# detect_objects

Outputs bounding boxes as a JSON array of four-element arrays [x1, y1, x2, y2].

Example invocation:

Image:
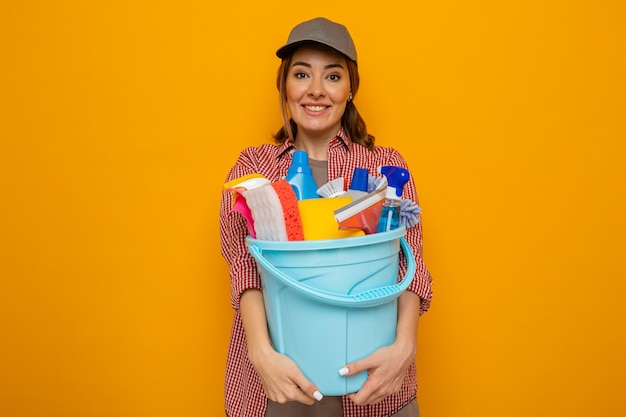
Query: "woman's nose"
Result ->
[[307, 77, 325, 98]]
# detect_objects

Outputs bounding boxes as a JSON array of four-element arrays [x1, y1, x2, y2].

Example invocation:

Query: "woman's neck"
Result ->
[[294, 129, 339, 161], [294, 141, 328, 161]]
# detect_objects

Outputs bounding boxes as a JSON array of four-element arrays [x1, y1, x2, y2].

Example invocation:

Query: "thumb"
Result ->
[[292, 374, 324, 403]]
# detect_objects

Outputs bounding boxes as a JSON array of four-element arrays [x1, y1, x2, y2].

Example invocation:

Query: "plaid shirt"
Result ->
[[219, 130, 433, 417]]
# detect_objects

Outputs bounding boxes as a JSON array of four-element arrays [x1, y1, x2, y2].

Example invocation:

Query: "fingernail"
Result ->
[[313, 390, 323, 401], [338, 367, 349, 376]]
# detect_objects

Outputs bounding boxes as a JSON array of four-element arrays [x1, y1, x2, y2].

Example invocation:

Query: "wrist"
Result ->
[[393, 333, 417, 358], [247, 340, 275, 366]]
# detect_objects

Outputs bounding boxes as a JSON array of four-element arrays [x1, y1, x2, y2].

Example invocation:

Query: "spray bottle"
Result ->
[[376, 166, 410, 233], [285, 150, 320, 200]]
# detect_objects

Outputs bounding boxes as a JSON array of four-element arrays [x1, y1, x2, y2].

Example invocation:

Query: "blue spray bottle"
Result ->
[[376, 166, 410, 232], [285, 150, 320, 200]]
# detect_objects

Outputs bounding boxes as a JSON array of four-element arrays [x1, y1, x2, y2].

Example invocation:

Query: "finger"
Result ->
[[347, 383, 385, 406], [293, 390, 317, 406], [284, 387, 320, 406], [266, 384, 318, 406], [296, 380, 323, 403], [348, 390, 378, 406], [338, 357, 371, 377], [312, 390, 324, 402], [289, 372, 323, 404]]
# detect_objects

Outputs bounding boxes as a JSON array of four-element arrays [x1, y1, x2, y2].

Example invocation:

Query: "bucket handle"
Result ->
[[248, 237, 416, 307]]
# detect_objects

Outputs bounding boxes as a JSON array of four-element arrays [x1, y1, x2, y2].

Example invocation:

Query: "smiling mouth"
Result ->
[[303, 105, 328, 112]]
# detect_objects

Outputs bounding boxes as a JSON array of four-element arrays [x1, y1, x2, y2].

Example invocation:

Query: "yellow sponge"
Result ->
[[298, 197, 365, 240]]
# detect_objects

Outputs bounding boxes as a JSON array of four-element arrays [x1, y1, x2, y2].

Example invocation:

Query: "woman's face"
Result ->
[[286, 45, 351, 141]]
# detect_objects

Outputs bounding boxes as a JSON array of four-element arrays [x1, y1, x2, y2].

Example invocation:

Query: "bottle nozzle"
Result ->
[[378, 166, 410, 199]]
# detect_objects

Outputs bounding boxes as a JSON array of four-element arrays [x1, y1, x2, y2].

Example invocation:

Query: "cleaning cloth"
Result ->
[[242, 180, 304, 241], [224, 174, 271, 239]]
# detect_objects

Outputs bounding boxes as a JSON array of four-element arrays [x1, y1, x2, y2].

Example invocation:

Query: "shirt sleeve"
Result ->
[[219, 148, 264, 311]]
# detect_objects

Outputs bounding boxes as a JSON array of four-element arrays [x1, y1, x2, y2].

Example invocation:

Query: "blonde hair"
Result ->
[[273, 45, 375, 149]]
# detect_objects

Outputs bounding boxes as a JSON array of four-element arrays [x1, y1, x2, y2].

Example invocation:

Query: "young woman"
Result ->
[[219, 17, 433, 417]]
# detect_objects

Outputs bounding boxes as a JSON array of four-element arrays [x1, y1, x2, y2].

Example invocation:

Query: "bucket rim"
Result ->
[[246, 227, 406, 251], [248, 235, 415, 307]]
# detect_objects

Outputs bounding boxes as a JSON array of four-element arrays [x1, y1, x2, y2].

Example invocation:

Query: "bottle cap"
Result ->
[[289, 150, 312, 174], [349, 168, 369, 192]]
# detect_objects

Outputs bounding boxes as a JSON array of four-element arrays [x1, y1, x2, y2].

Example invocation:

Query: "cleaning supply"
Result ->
[[298, 197, 364, 240], [242, 180, 304, 241], [317, 168, 369, 199], [376, 166, 410, 233], [224, 174, 271, 238], [334, 176, 387, 234], [224, 173, 271, 191], [399, 199, 421, 228], [286, 150, 320, 200], [317, 177, 346, 198], [344, 167, 369, 200]]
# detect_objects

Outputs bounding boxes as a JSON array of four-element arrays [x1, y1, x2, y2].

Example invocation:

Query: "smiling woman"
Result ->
[[273, 20, 374, 157], [283, 46, 352, 158], [219, 17, 433, 417]]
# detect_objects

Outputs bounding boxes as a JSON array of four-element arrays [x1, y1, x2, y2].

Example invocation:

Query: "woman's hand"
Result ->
[[342, 291, 421, 406], [248, 344, 322, 405], [341, 338, 416, 405], [239, 289, 321, 405]]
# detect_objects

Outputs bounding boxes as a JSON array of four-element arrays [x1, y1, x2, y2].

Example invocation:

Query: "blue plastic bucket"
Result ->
[[246, 227, 415, 395]]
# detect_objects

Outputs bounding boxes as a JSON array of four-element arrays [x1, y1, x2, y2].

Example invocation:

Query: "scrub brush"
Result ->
[[399, 199, 421, 228], [317, 177, 346, 198]]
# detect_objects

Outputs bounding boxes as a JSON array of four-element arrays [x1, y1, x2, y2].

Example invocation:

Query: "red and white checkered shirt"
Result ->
[[219, 130, 433, 417]]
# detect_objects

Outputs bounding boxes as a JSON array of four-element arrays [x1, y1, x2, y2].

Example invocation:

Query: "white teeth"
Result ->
[[305, 105, 326, 111]]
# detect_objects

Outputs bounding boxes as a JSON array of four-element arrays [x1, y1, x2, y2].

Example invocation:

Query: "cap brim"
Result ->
[[276, 39, 356, 62]]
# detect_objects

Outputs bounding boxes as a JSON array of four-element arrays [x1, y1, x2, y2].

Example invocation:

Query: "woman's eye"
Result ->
[[294, 72, 307, 79], [328, 74, 341, 81]]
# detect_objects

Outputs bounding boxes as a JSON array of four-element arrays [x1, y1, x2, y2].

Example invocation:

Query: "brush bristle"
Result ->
[[316, 177, 346, 198]]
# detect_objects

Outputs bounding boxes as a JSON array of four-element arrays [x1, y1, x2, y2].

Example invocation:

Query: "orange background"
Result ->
[[1, 1, 625, 416]]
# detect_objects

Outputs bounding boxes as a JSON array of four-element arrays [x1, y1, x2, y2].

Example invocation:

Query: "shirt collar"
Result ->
[[332, 127, 352, 150], [276, 139, 295, 158]]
